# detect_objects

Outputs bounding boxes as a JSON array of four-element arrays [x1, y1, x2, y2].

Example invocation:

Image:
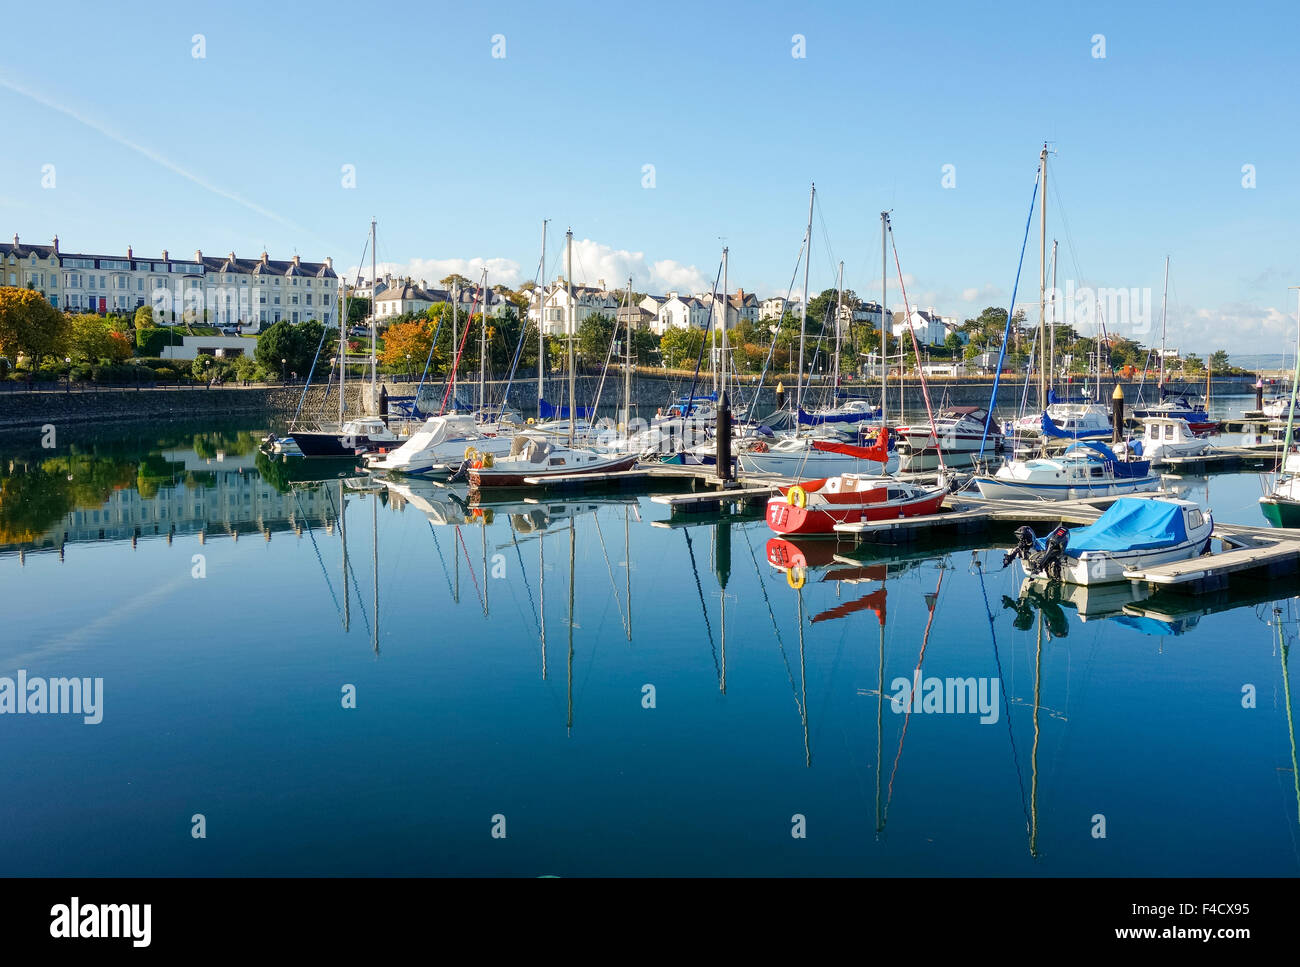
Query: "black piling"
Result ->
[[716, 391, 733, 483]]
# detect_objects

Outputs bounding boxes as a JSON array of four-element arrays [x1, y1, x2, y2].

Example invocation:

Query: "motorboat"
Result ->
[[797, 397, 882, 431], [290, 417, 409, 458], [364, 414, 514, 477], [1003, 496, 1213, 585], [1113, 417, 1210, 463], [971, 441, 1159, 501], [765, 474, 947, 536], [895, 406, 1004, 469], [1131, 390, 1216, 433]]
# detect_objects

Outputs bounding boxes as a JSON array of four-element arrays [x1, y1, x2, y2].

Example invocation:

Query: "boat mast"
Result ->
[[1159, 256, 1169, 388], [623, 276, 633, 429], [450, 281, 458, 409], [881, 211, 889, 424], [370, 218, 377, 396], [566, 228, 576, 448], [1284, 287, 1300, 469], [797, 183, 814, 413], [538, 219, 548, 419], [1038, 144, 1048, 413], [720, 246, 729, 402], [479, 267, 489, 417], [833, 260, 844, 393], [1049, 239, 1058, 400]]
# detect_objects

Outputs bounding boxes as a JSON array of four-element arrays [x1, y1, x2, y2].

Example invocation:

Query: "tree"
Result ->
[[253, 319, 332, 377], [0, 287, 68, 369], [944, 332, 965, 353], [1182, 354, 1205, 375], [133, 304, 156, 332], [68, 314, 132, 363], [660, 326, 704, 368], [577, 312, 615, 362], [346, 297, 371, 328], [1209, 350, 1231, 372], [440, 273, 474, 292], [380, 318, 435, 370]]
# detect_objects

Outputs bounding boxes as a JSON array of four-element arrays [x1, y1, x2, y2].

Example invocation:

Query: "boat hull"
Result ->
[[292, 431, 401, 458], [765, 488, 947, 536], [1260, 496, 1300, 528], [1021, 536, 1210, 585], [972, 474, 1161, 501], [468, 454, 641, 488]]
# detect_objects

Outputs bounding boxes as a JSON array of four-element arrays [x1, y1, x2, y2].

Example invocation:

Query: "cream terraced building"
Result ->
[[0, 234, 339, 333]]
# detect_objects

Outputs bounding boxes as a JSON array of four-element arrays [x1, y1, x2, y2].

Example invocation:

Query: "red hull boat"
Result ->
[[765, 474, 947, 536]]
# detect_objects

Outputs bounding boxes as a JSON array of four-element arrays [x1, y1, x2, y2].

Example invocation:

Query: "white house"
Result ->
[[652, 292, 710, 335], [760, 295, 801, 320], [892, 308, 961, 348], [540, 280, 621, 336], [374, 281, 441, 320], [0, 234, 337, 333]]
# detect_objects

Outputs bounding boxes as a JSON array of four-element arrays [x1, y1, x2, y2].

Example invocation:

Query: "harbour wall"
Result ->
[[0, 374, 1260, 432]]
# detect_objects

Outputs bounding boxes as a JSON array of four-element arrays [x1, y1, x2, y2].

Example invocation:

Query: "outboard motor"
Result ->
[[1001, 526, 1038, 569], [1027, 525, 1070, 582]]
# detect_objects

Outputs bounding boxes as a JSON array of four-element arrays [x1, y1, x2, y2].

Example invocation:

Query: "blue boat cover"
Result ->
[[1058, 498, 1188, 554], [538, 397, 594, 420], [1062, 441, 1152, 478], [1041, 412, 1111, 439], [798, 404, 883, 426], [1109, 612, 1197, 637]]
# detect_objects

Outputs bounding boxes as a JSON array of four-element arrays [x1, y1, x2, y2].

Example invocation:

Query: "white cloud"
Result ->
[[1179, 303, 1295, 355], [341, 256, 523, 288]]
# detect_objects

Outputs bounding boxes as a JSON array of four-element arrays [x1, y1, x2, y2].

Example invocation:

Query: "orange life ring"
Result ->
[[751, 441, 769, 453], [472, 459, 483, 469]]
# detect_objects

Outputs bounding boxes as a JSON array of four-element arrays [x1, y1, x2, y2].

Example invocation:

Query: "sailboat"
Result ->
[[469, 229, 638, 488], [972, 146, 1151, 499], [1260, 292, 1300, 527], [293, 218, 410, 457]]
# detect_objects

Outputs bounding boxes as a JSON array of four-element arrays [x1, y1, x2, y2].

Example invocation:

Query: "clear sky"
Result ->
[[2, 0, 1298, 355]]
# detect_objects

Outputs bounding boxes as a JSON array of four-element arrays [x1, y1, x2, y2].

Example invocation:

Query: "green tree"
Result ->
[[1209, 350, 1231, 372], [346, 297, 371, 327], [660, 326, 704, 369], [577, 312, 615, 362], [1182, 354, 1205, 375]]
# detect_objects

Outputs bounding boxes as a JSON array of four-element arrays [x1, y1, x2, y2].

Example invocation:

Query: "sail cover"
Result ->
[[538, 398, 594, 420], [1060, 498, 1189, 554], [810, 426, 890, 463]]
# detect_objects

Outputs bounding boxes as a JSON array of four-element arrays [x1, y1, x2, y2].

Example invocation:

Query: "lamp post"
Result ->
[[65, 357, 71, 394], [281, 357, 287, 386], [405, 352, 411, 383]]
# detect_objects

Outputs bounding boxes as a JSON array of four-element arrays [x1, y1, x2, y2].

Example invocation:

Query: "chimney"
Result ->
[[598, 279, 606, 290], [325, 256, 332, 269], [668, 290, 678, 299], [161, 249, 169, 261], [127, 245, 133, 259], [229, 251, 236, 262], [195, 249, 203, 263], [260, 251, 268, 264], [12, 234, 17, 246], [292, 255, 300, 266], [52, 235, 59, 253]]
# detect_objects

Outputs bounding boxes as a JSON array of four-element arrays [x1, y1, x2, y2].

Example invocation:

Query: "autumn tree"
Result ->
[[0, 287, 69, 369]]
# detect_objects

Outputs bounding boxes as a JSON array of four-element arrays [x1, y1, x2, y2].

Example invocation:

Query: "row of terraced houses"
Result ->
[[1, 234, 339, 333]]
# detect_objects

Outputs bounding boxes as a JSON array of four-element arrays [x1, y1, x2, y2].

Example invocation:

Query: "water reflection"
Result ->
[[2, 422, 1299, 875]]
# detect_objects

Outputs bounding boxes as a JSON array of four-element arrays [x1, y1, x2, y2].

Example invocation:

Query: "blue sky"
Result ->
[[2, 0, 1298, 354]]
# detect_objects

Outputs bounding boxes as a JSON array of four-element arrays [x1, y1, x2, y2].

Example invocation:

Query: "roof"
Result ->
[[375, 282, 438, 303]]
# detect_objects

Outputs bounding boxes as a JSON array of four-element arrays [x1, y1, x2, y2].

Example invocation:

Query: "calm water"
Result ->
[[1, 408, 1297, 876]]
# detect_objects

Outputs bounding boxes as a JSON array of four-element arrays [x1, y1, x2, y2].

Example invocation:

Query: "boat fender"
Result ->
[[786, 566, 806, 590], [472, 459, 483, 470], [787, 485, 807, 509], [464, 445, 480, 462], [482, 453, 495, 469], [751, 441, 769, 453]]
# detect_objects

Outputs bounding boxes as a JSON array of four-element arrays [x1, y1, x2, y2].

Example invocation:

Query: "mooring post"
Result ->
[[1112, 383, 1124, 444], [716, 391, 732, 483], [1255, 378, 1264, 413]]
